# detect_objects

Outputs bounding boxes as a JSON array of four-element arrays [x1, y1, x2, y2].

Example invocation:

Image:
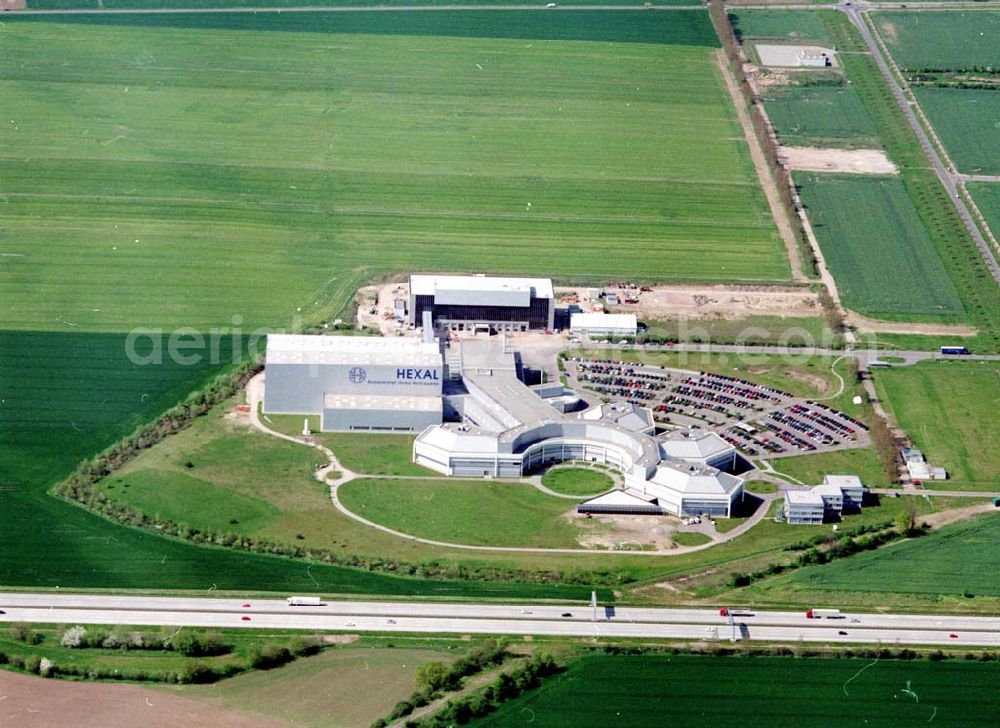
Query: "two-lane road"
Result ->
[[1, 594, 997, 647]]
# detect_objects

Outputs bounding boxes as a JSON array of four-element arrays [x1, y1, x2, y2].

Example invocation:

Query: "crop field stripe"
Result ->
[[794, 173, 963, 318], [475, 653, 1000, 726], [872, 10, 1000, 69], [912, 89, 1000, 176], [4, 9, 721, 46]]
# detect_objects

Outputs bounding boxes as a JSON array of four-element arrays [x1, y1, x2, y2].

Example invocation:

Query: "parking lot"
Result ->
[[568, 358, 870, 459]]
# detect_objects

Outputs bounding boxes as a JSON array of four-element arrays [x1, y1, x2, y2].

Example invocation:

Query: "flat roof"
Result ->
[[267, 334, 441, 367], [785, 489, 825, 506], [570, 312, 638, 329], [323, 393, 441, 412], [822, 474, 863, 489], [409, 273, 554, 300]]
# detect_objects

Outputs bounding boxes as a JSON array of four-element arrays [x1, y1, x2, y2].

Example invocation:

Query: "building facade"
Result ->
[[408, 274, 555, 333], [264, 334, 443, 432]]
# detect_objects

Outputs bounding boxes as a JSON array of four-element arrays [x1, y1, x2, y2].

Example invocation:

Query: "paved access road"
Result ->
[[2, 594, 998, 647]]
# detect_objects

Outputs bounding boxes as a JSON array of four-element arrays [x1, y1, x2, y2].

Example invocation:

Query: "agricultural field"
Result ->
[[338, 479, 589, 549], [968, 183, 1000, 239], [729, 9, 834, 44], [786, 512, 1000, 599], [540, 467, 615, 497], [873, 10, 1000, 69], [914, 89, 1000, 176], [475, 653, 1000, 727], [794, 174, 964, 319], [764, 85, 880, 148], [0, 8, 790, 592], [873, 360, 1000, 489]]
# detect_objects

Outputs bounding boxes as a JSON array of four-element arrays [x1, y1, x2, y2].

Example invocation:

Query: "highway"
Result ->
[[2, 594, 998, 647]]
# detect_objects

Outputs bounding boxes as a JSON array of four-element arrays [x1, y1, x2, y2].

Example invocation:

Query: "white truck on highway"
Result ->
[[287, 596, 323, 607], [806, 608, 842, 619]]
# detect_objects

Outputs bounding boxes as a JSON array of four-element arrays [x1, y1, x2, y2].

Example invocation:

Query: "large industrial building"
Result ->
[[783, 474, 865, 524], [263, 334, 443, 432], [412, 338, 745, 518], [408, 274, 555, 333]]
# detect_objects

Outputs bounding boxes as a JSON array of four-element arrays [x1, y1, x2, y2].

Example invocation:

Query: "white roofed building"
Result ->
[[660, 430, 738, 471], [570, 312, 638, 338], [785, 489, 825, 525]]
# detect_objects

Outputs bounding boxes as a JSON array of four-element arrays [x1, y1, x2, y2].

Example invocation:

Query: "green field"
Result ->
[[968, 182, 1000, 240], [729, 9, 834, 43], [772, 446, 889, 488], [874, 10, 1000, 69], [795, 174, 964, 319], [874, 360, 1000, 489], [475, 653, 1000, 727], [338, 479, 588, 549], [540, 468, 614, 497], [0, 9, 792, 592], [914, 89, 1000, 176], [30, 0, 702, 9], [788, 513, 1000, 598], [764, 85, 880, 148]]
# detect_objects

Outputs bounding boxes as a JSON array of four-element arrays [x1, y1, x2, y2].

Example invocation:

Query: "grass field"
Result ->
[[338, 479, 588, 549], [764, 85, 880, 148], [729, 9, 834, 43], [914, 89, 1000, 176], [540, 468, 614, 497], [788, 512, 1000, 598], [771, 446, 889, 488], [874, 10, 1000, 69], [475, 653, 1000, 727], [641, 316, 839, 348], [795, 174, 964, 319], [175, 643, 460, 728], [873, 360, 1000, 489]]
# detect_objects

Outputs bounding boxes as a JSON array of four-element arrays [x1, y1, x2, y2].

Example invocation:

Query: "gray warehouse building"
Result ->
[[264, 334, 443, 432], [408, 274, 555, 333]]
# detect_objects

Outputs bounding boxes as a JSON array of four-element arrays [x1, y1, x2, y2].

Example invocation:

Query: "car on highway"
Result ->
[[838, 630, 848, 636], [949, 633, 959, 639], [522, 609, 533, 615], [345, 621, 356, 627], [242, 603, 251, 608], [241, 616, 251, 621], [387, 619, 397, 624], [561, 612, 572, 618]]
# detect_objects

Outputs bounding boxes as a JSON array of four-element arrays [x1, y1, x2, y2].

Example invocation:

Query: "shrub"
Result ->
[[289, 635, 323, 657], [248, 643, 293, 670], [23, 655, 42, 674], [61, 625, 87, 648]]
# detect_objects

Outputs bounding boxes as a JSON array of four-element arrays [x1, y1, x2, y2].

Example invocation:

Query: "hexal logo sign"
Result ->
[[348, 367, 367, 384]]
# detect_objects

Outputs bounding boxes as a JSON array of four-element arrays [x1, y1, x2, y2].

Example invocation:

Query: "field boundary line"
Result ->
[[713, 49, 805, 284]]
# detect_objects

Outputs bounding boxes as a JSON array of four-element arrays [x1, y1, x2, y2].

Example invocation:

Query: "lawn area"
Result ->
[[671, 532, 713, 547], [873, 360, 1000, 489], [772, 446, 889, 488], [795, 174, 964, 319], [873, 10, 1000, 69], [764, 85, 880, 148], [914, 89, 1000, 176], [540, 467, 615, 497], [729, 9, 834, 43], [641, 316, 839, 348], [475, 653, 1000, 727], [786, 512, 1000, 598], [338, 479, 587, 549], [0, 8, 788, 593], [174, 643, 460, 728]]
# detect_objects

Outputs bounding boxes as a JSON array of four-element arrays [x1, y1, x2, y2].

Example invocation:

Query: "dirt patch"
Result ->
[[561, 283, 819, 322], [921, 503, 997, 530], [880, 21, 899, 45], [780, 146, 898, 176], [322, 634, 360, 645], [784, 369, 830, 395], [573, 513, 679, 551], [846, 312, 978, 337], [0, 671, 277, 728], [0, 0, 27, 9]]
